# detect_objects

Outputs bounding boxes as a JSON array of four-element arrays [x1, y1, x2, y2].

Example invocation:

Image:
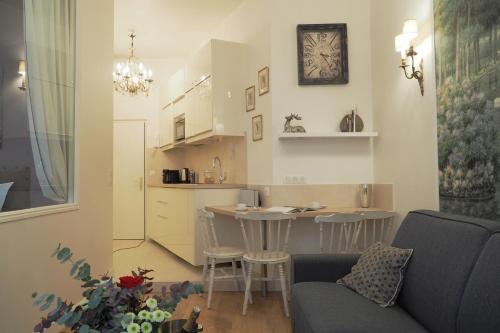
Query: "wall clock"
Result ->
[[297, 24, 349, 85]]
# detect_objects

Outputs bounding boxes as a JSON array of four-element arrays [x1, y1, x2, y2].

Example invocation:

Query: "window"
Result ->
[[0, 0, 76, 216]]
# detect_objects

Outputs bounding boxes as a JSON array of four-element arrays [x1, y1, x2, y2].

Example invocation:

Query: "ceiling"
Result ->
[[114, 0, 243, 59]]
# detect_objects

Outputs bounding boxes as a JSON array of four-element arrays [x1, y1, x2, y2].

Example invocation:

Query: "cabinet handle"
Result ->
[[157, 200, 168, 205], [157, 215, 168, 220]]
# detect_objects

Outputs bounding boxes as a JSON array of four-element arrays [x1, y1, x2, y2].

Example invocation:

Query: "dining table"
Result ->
[[205, 205, 391, 296]]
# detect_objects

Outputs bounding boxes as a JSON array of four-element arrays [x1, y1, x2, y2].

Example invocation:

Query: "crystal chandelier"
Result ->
[[113, 32, 153, 96]]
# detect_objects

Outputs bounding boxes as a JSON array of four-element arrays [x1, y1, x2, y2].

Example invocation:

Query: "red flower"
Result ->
[[119, 275, 143, 289]]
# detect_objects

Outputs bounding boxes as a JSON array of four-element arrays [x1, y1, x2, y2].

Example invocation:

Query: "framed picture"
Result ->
[[252, 115, 263, 141], [258, 67, 269, 95], [296, 23, 349, 85], [245, 86, 255, 112]]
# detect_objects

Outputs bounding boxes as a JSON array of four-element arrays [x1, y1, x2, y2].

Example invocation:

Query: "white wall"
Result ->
[[210, 0, 273, 185], [0, 0, 114, 332], [270, 0, 375, 185], [114, 58, 184, 148], [372, 0, 439, 226]]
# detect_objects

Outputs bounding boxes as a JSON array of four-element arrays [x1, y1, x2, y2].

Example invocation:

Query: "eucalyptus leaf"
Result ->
[[40, 294, 55, 311], [79, 325, 90, 333], [33, 293, 48, 306], [51, 243, 62, 257], [88, 286, 104, 309], [78, 263, 91, 281], [70, 259, 86, 277], [57, 310, 74, 325], [65, 310, 82, 327], [48, 297, 64, 317], [57, 247, 72, 263]]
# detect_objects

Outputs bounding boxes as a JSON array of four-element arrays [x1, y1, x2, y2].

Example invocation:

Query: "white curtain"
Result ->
[[24, 0, 76, 203]]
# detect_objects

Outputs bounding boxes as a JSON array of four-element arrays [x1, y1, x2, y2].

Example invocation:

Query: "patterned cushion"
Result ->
[[337, 242, 413, 307]]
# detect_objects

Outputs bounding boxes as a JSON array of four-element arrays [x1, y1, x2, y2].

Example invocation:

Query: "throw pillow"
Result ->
[[0, 182, 14, 211], [337, 242, 413, 307]]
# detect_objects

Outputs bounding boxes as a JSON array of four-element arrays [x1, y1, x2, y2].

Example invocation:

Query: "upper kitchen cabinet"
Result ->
[[158, 103, 173, 148], [167, 67, 186, 102], [184, 39, 247, 144]]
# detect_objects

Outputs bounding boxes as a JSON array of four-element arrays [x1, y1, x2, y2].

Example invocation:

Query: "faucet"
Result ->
[[212, 156, 226, 184]]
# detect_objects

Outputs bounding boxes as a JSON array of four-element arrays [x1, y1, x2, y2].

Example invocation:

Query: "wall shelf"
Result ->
[[279, 132, 378, 140]]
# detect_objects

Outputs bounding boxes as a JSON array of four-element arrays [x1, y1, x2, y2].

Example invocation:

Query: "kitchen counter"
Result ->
[[148, 183, 247, 189]]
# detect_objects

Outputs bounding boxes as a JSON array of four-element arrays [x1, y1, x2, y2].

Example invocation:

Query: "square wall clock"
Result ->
[[297, 23, 349, 85]]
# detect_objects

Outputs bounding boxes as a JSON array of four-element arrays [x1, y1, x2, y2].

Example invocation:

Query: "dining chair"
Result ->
[[236, 211, 296, 317], [314, 213, 366, 254], [198, 208, 248, 309], [357, 211, 397, 249]]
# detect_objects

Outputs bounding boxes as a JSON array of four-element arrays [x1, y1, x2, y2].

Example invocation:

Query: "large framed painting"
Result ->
[[434, 0, 500, 219], [296, 23, 349, 85]]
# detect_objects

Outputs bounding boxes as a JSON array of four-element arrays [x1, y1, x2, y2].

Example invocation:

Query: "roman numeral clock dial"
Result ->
[[297, 24, 348, 85]]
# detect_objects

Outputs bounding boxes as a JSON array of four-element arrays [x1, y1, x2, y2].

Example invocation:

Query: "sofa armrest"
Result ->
[[291, 254, 360, 284]]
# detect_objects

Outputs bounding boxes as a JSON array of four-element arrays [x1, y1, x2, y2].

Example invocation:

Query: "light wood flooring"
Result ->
[[173, 292, 292, 333]]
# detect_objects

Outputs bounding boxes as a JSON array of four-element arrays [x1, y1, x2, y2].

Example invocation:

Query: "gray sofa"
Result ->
[[291, 210, 500, 333]]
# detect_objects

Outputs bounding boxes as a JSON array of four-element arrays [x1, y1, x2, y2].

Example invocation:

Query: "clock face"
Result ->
[[302, 31, 342, 80], [297, 24, 348, 85]]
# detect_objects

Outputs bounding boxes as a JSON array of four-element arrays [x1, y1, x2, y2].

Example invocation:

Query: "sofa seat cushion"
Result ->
[[292, 282, 428, 333]]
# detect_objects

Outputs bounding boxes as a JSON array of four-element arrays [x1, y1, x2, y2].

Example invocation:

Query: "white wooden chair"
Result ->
[[198, 208, 248, 309], [236, 211, 296, 317], [314, 213, 366, 253], [357, 211, 397, 249]]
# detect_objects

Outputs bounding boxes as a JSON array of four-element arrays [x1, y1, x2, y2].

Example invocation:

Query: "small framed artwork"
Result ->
[[245, 86, 255, 112], [297, 23, 349, 85], [252, 115, 263, 141], [258, 67, 270, 95]]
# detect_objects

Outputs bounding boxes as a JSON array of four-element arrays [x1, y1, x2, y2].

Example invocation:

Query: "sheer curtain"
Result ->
[[24, 0, 76, 203]]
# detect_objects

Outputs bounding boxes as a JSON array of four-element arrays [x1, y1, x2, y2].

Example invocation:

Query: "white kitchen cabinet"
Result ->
[[147, 187, 240, 266], [185, 77, 213, 140], [167, 67, 186, 102], [159, 104, 173, 147]]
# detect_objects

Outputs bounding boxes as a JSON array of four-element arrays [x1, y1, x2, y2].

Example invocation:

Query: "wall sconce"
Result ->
[[395, 19, 424, 96], [18, 60, 26, 91]]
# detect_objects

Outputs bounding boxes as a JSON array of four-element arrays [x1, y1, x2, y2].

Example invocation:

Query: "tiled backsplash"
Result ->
[[147, 136, 247, 186]]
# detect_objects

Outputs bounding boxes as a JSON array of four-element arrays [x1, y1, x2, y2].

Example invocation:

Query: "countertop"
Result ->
[[205, 205, 391, 218], [148, 183, 247, 189]]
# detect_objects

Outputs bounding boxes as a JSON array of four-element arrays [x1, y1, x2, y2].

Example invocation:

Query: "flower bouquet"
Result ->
[[32, 244, 202, 333]]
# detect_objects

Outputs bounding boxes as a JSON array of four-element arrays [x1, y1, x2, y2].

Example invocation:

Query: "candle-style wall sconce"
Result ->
[[394, 20, 424, 96]]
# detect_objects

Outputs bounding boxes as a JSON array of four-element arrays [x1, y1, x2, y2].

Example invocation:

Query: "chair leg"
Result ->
[[243, 263, 253, 315], [232, 259, 239, 291], [201, 256, 208, 295], [279, 263, 289, 317], [207, 257, 216, 309], [240, 259, 252, 304]]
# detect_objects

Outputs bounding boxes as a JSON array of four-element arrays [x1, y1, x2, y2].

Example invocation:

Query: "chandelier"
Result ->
[[113, 33, 153, 96]]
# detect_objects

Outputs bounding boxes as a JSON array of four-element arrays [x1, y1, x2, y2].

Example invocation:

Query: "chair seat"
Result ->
[[203, 246, 245, 258], [243, 250, 290, 263]]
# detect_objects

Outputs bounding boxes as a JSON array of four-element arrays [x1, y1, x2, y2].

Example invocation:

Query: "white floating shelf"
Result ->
[[279, 132, 379, 139]]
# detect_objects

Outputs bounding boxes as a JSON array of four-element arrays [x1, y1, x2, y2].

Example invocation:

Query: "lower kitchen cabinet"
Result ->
[[147, 187, 240, 266]]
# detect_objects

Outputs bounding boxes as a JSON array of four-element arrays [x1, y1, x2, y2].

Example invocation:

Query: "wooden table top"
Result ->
[[205, 205, 389, 218]]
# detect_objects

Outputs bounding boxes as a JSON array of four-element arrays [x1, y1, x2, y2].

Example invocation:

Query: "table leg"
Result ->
[[261, 220, 267, 297]]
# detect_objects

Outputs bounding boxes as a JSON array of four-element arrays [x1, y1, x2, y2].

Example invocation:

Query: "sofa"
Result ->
[[291, 210, 500, 333]]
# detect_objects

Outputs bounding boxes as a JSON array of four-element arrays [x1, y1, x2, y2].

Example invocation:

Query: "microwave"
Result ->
[[174, 114, 185, 141]]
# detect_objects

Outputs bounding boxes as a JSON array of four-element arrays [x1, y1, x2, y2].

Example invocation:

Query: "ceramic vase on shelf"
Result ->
[[359, 184, 372, 208]]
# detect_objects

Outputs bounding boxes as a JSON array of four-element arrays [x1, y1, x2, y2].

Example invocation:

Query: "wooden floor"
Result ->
[[173, 292, 292, 333]]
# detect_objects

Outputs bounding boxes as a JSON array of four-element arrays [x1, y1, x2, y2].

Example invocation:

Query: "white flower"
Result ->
[[126, 323, 140, 333], [138, 310, 149, 320], [147, 311, 154, 321], [125, 312, 136, 321], [141, 322, 153, 333], [152, 309, 165, 323], [146, 297, 158, 310]]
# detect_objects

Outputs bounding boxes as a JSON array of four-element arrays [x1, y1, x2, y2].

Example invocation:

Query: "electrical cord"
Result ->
[[112, 240, 145, 253]]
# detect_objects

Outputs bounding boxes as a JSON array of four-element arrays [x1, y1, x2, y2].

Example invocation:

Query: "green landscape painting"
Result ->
[[434, 0, 500, 219]]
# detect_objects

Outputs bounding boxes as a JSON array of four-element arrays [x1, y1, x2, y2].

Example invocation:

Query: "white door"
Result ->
[[113, 120, 145, 239]]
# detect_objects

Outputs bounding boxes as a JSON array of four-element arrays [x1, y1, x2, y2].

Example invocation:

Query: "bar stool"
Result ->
[[198, 208, 248, 309], [314, 213, 366, 253], [357, 211, 397, 249], [236, 211, 296, 317]]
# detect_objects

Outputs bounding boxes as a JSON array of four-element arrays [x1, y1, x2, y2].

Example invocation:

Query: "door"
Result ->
[[113, 120, 145, 239]]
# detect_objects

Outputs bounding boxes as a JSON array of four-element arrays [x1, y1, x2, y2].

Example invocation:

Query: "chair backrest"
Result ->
[[236, 211, 296, 254], [198, 208, 218, 250], [314, 213, 366, 253], [357, 211, 396, 248]]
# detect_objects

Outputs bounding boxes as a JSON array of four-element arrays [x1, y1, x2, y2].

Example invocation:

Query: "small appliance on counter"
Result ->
[[238, 189, 261, 208], [163, 169, 180, 184], [180, 168, 190, 183]]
